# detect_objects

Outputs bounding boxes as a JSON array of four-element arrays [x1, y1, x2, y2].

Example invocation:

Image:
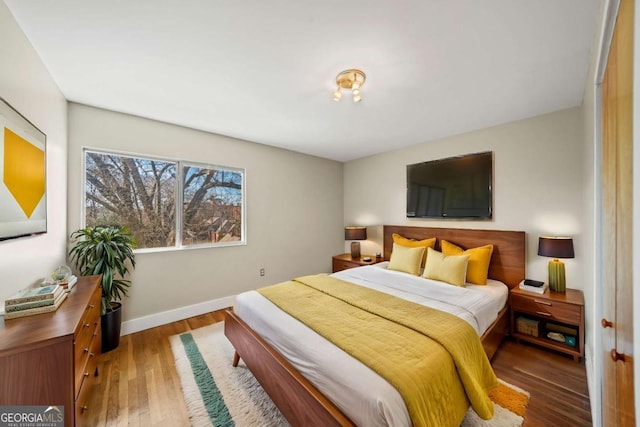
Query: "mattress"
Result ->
[[233, 262, 508, 427]]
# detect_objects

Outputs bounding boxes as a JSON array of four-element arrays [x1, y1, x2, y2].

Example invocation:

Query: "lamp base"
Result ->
[[548, 258, 566, 292], [350, 242, 361, 258]]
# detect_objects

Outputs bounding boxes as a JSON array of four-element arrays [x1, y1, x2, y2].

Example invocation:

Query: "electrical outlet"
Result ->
[[260, 268, 265, 277]]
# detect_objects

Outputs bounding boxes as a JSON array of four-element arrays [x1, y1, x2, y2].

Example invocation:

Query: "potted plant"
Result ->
[[69, 225, 136, 352]]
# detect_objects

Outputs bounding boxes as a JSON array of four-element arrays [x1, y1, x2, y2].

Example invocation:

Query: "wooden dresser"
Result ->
[[0, 275, 101, 426]]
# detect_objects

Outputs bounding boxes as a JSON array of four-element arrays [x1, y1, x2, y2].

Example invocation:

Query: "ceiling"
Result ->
[[5, 1, 601, 162]]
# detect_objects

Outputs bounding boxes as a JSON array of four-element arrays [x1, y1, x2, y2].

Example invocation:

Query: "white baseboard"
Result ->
[[120, 295, 235, 336]]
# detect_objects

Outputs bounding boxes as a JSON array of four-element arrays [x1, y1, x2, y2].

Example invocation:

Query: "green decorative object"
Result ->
[[548, 259, 566, 292], [51, 265, 72, 282]]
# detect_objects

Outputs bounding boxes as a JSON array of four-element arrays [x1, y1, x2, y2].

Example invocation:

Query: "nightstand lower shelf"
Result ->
[[511, 331, 582, 360]]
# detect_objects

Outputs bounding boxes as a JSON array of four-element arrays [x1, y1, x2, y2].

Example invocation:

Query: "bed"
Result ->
[[225, 225, 525, 426]]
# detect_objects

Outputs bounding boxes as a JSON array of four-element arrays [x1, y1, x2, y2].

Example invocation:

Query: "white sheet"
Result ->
[[333, 262, 508, 335], [233, 263, 508, 427]]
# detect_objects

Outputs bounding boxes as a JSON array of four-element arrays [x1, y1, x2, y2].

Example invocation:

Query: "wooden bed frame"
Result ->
[[225, 225, 525, 426]]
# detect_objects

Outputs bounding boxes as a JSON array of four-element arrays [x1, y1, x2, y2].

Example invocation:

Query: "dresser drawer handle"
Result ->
[[89, 304, 95, 309], [84, 372, 90, 377], [83, 323, 91, 328], [534, 300, 552, 306], [84, 347, 89, 353], [535, 311, 552, 317], [81, 405, 88, 413], [89, 352, 95, 357]]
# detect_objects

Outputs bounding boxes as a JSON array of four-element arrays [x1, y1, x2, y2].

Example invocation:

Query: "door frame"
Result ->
[[593, 0, 640, 424]]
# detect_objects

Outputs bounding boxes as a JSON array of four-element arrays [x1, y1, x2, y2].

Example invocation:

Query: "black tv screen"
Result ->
[[407, 151, 492, 219]]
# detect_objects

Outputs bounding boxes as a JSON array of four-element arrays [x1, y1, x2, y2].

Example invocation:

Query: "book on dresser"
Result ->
[[4, 284, 61, 306], [4, 291, 67, 319], [4, 285, 64, 313]]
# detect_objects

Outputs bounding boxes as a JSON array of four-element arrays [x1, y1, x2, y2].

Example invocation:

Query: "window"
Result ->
[[84, 150, 245, 250], [182, 164, 243, 246]]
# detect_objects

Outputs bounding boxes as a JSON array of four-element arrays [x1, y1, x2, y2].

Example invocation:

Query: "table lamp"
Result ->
[[345, 226, 367, 258], [538, 236, 574, 292]]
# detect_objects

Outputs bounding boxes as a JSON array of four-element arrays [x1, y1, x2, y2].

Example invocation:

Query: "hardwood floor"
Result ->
[[85, 310, 591, 426], [85, 312, 224, 426], [492, 340, 592, 426]]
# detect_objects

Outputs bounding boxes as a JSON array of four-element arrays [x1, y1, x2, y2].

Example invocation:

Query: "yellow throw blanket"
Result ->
[[258, 274, 497, 427]]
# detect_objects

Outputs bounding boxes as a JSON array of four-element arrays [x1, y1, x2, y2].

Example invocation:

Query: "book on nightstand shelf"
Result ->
[[518, 280, 549, 294], [4, 291, 67, 319]]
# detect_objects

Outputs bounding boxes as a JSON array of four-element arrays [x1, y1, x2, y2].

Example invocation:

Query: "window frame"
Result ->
[[81, 147, 246, 253]]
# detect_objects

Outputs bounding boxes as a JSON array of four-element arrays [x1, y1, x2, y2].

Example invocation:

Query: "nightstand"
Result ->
[[510, 287, 584, 361], [332, 253, 384, 273]]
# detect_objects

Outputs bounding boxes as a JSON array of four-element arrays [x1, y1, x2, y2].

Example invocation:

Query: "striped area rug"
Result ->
[[170, 322, 529, 427]]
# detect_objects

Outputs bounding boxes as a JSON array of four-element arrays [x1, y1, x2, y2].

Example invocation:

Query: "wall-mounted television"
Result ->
[[0, 97, 47, 241], [407, 151, 492, 219]]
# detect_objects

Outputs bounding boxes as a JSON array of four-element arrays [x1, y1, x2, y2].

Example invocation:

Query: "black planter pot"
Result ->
[[101, 302, 122, 353]]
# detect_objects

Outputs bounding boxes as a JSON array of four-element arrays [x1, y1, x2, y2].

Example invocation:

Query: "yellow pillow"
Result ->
[[392, 233, 436, 267], [387, 243, 425, 275], [422, 247, 470, 287], [441, 240, 494, 285]]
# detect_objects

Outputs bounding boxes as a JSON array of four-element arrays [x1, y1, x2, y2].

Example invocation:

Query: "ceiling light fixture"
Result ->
[[333, 69, 366, 103]]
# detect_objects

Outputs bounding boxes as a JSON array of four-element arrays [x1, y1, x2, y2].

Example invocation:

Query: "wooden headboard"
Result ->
[[383, 225, 526, 288]]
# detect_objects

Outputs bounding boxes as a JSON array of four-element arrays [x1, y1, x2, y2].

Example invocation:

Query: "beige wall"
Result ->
[[344, 107, 586, 291], [344, 107, 589, 315], [67, 103, 344, 325], [0, 3, 68, 299]]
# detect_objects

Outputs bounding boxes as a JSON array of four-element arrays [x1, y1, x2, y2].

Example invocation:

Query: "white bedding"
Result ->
[[334, 262, 508, 335], [233, 263, 508, 427]]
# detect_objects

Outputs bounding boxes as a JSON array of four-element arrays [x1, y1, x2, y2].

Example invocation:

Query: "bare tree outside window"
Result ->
[[84, 150, 245, 250], [182, 164, 243, 246], [85, 151, 177, 248]]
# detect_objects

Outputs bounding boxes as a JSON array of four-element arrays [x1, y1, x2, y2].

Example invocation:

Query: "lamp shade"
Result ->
[[538, 237, 575, 259], [345, 226, 367, 241]]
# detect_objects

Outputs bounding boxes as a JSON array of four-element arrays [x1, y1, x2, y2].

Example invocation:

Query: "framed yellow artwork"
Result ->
[[0, 96, 46, 241]]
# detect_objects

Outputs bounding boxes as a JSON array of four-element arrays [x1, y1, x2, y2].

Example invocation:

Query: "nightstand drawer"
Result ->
[[332, 254, 383, 273], [511, 293, 581, 324], [332, 259, 358, 272]]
